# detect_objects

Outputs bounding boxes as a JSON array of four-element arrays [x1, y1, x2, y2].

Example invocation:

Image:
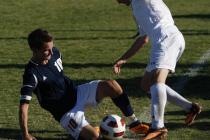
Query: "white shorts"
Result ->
[[60, 80, 100, 140], [146, 31, 185, 73]]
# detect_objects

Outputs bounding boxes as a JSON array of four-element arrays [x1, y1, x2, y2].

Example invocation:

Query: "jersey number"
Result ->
[[54, 58, 63, 72], [68, 118, 78, 132]]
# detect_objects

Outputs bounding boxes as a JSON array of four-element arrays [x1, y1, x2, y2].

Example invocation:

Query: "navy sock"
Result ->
[[112, 93, 134, 117]]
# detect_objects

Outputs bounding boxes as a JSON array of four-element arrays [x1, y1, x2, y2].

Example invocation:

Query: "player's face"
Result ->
[[35, 41, 54, 63], [117, 0, 131, 6]]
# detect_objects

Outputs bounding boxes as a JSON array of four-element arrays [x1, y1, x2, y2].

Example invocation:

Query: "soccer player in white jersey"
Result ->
[[113, 0, 201, 139]]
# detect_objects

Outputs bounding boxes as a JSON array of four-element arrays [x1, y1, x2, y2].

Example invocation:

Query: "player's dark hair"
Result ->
[[28, 28, 53, 50]]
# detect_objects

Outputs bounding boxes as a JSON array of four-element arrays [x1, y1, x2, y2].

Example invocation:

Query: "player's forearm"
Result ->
[[19, 104, 30, 136], [118, 35, 148, 61]]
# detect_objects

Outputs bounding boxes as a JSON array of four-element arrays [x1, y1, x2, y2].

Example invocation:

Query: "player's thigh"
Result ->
[[150, 68, 169, 84], [96, 80, 123, 101], [141, 69, 169, 91], [141, 71, 152, 92]]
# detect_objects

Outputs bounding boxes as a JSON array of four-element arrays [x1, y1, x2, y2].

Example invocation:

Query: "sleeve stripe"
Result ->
[[33, 74, 38, 87], [59, 52, 62, 59], [29, 60, 38, 66], [22, 85, 34, 88], [20, 95, 32, 101]]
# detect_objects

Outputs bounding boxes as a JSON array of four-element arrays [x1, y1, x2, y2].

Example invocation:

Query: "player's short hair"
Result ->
[[28, 28, 53, 50]]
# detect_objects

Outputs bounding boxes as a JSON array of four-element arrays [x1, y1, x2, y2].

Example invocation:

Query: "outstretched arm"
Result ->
[[113, 35, 149, 74], [19, 103, 37, 140]]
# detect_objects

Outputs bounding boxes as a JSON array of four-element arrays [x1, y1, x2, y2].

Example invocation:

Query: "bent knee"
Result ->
[[98, 80, 123, 99], [106, 80, 123, 95], [79, 124, 100, 140]]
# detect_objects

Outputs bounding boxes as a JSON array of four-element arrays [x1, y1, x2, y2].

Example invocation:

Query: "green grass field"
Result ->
[[0, 0, 210, 139]]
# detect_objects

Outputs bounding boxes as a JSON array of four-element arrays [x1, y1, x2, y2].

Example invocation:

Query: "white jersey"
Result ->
[[131, 0, 179, 45]]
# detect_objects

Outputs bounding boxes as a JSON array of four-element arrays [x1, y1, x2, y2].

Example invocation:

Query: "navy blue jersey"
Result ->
[[20, 47, 77, 121]]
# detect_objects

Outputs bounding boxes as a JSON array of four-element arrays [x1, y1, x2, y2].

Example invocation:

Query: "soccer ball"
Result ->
[[100, 114, 126, 140]]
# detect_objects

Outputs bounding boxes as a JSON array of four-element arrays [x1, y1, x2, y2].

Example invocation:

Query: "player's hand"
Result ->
[[22, 133, 37, 140], [113, 59, 126, 74]]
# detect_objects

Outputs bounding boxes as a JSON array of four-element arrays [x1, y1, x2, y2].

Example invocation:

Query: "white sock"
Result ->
[[148, 85, 192, 112], [150, 83, 167, 129], [165, 85, 192, 111]]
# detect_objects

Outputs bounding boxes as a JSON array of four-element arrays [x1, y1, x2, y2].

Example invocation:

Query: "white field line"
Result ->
[[173, 49, 210, 92]]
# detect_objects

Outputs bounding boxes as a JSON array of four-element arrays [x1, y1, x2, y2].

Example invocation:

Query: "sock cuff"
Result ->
[[112, 93, 134, 117], [150, 83, 166, 90], [151, 83, 165, 87]]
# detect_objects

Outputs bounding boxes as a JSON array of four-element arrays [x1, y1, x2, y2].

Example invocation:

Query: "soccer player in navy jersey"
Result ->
[[19, 28, 150, 140]]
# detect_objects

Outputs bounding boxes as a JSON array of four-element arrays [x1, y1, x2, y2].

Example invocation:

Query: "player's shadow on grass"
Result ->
[[63, 62, 209, 69], [0, 62, 147, 69], [63, 62, 147, 69], [165, 109, 210, 131], [0, 128, 70, 140], [0, 62, 146, 70], [70, 74, 210, 99], [0, 62, 208, 69], [166, 110, 210, 122], [174, 14, 210, 19], [111, 75, 210, 99], [166, 121, 210, 131], [0, 64, 25, 69], [180, 29, 210, 36], [0, 128, 20, 139], [168, 75, 210, 99]]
